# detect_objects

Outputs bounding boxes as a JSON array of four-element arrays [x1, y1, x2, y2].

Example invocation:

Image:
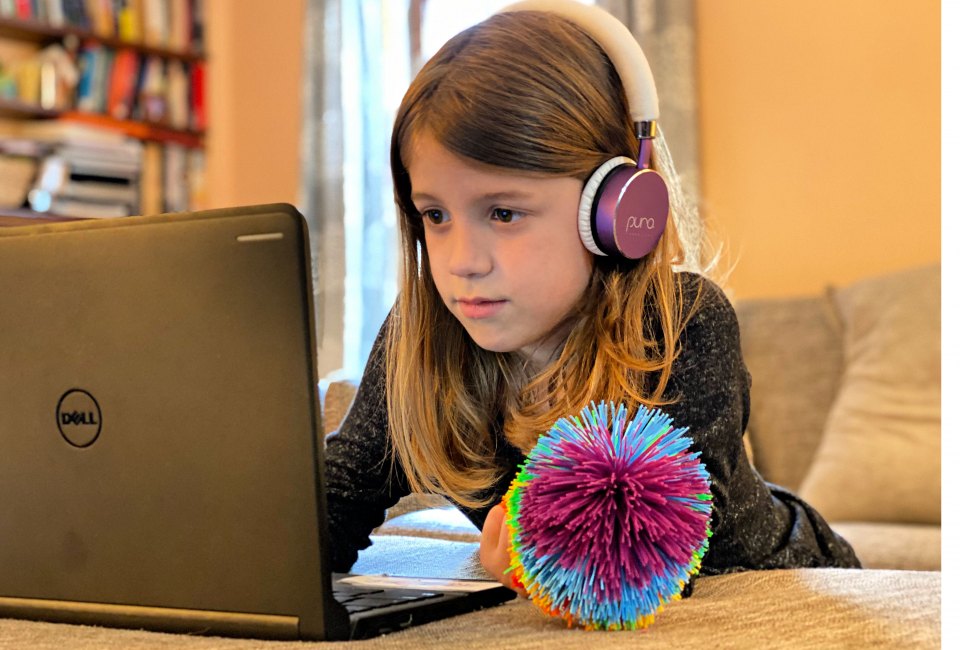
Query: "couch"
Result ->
[[0, 265, 941, 647]]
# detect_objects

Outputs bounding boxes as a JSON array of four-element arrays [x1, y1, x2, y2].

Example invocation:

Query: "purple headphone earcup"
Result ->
[[580, 161, 669, 260]]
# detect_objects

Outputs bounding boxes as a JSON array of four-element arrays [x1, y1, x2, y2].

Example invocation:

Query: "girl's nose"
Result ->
[[447, 220, 493, 278]]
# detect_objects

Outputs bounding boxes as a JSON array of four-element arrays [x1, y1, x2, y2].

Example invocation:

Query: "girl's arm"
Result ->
[[667, 274, 860, 573], [324, 317, 410, 572]]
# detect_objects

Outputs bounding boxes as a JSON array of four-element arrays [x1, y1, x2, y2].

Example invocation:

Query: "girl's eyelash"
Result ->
[[417, 207, 526, 224]]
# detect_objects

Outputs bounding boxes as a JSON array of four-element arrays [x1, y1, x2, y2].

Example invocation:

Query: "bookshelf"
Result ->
[[0, 0, 206, 221]]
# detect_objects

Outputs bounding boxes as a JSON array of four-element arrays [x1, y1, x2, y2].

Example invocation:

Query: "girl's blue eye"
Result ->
[[422, 209, 446, 225], [492, 208, 520, 223]]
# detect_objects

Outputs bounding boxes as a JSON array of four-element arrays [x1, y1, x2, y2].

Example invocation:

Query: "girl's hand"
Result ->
[[479, 503, 527, 597]]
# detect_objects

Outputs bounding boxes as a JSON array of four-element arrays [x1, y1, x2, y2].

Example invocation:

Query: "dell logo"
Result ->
[[626, 216, 656, 231], [56, 389, 103, 448], [61, 411, 99, 426]]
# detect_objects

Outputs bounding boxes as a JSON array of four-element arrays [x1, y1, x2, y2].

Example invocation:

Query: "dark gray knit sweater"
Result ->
[[324, 273, 861, 574]]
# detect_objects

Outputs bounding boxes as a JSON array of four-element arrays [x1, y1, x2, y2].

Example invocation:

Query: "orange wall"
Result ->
[[205, 0, 305, 210], [697, 0, 940, 298]]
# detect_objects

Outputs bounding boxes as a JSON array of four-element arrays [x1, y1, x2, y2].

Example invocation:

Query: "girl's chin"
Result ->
[[458, 325, 520, 355], [462, 328, 551, 367]]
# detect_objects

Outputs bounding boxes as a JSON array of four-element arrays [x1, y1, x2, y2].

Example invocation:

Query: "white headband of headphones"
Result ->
[[498, 0, 659, 124]]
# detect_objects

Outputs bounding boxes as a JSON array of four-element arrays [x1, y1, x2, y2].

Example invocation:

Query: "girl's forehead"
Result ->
[[407, 131, 559, 184]]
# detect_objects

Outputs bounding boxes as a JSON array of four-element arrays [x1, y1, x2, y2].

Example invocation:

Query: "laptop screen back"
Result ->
[[0, 204, 343, 639]]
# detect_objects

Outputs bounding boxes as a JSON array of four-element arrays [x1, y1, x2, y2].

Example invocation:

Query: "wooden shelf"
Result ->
[[0, 208, 84, 226], [60, 111, 204, 148], [0, 16, 204, 62], [0, 99, 204, 147]]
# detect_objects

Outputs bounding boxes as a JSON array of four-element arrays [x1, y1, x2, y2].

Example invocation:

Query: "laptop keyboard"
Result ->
[[332, 583, 444, 614]]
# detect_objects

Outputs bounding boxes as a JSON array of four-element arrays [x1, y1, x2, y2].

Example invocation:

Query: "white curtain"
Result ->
[[300, 0, 344, 381], [599, 0, 700, 200], [300, 0, 409, 381]]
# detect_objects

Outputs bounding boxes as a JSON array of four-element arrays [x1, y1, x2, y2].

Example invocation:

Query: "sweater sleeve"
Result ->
[[323, 317, 410, 572], [665, 274, 860, 574]]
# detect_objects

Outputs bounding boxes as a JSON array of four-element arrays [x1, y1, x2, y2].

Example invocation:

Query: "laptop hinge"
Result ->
[[0, 596, 300, 640]]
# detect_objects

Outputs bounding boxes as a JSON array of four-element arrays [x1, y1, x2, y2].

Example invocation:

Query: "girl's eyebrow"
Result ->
[[410, 190, 537, 205]]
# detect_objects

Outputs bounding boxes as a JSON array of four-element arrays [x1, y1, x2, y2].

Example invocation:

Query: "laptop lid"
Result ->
[[0, 204, 349, 640]]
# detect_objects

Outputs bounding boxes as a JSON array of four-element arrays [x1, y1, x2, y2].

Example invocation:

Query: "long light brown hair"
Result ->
[[386, 11, 705, 508]]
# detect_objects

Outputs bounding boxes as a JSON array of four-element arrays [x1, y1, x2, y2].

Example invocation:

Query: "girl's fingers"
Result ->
[[479, 504, 527, 597]]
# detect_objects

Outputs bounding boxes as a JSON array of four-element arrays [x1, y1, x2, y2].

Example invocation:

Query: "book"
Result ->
[[57, 177, 138, 204], [15, 59, 40, 105], [137, 55, 166, 123], [106, 48, 139, 120], [95, 47, 114, 113], [187, 146, 204, 210], [190, 0, 204, 51], [34, 0, 49, 22], [169, 0, 190, 52], [163, 141, 187, 212], [62, 0, 91, 28], [142, 0, 168, 49], [165, 59, 187, 129], [14, 0, 32, 20], [48, 197, 131, 217], [75, 43, 102, 112], [85, 0, 116, 38], [44, 0, 65, 26], [189, 60, 204, 131], [116, 0, 142, 43], [58, 142, 141, 168], [139, 139, 162, 214]]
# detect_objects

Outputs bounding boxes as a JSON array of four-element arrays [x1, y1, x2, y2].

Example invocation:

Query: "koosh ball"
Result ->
[[503, 402, 713, 630]]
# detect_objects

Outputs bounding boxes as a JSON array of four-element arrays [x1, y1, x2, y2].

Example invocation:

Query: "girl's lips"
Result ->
[[456, 298, 507, 319]]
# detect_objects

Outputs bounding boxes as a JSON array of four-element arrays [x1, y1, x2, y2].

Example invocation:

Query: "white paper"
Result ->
[[339, 574, 503, 593]]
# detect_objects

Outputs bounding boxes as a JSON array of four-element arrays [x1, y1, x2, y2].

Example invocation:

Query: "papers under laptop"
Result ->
[[0, 204, 515, 640]]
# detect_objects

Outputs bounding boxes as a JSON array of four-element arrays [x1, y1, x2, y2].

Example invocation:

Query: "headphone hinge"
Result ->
[[635, 120, 657, 139], [636, 121, 657, 170]]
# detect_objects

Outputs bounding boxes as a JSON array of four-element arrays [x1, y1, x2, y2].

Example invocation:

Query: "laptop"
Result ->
[[0, 203, 515, 640]]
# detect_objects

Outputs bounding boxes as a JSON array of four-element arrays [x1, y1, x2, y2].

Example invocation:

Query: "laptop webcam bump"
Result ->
[[236, 232, 285, 243]]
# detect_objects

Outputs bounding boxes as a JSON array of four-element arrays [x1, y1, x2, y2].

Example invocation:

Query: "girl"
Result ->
[[324, 3, 860, 590]]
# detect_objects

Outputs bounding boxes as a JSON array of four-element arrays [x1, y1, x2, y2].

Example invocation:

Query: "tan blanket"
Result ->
[[0, 567, 939, 649]]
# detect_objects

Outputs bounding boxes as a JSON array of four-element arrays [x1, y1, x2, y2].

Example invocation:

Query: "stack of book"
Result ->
[[0, 118, 203, 217], [13, 120, 142, 218]]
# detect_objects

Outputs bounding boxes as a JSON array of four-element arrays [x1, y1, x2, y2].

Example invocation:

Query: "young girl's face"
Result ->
[[407, 133, 594, 369]]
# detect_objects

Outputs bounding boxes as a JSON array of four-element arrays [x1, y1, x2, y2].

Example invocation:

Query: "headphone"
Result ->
[[498, 0, 669, 260]]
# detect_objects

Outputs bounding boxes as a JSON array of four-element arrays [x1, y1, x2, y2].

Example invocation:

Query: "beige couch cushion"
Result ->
[[830, 522, 940, 571], [735, 295, 844, 490], [799, 265, 941, 524], [322, 379, 359, 435]]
